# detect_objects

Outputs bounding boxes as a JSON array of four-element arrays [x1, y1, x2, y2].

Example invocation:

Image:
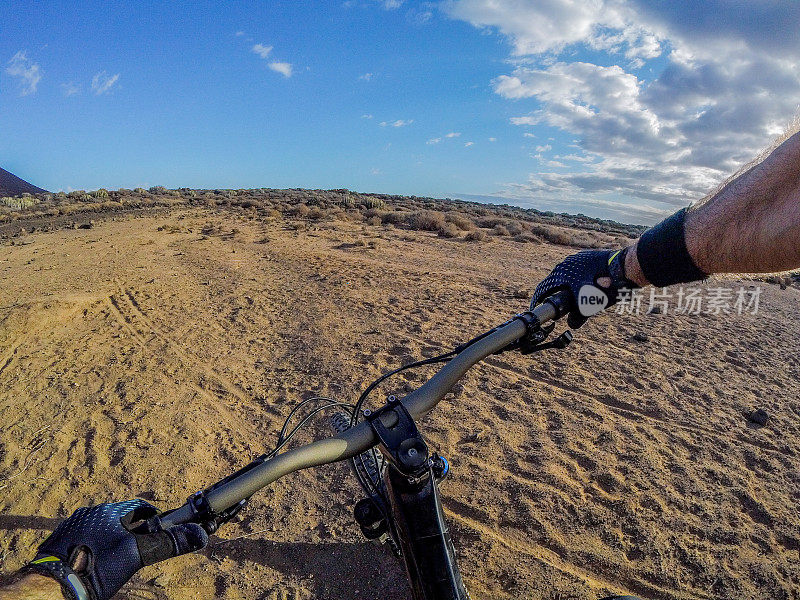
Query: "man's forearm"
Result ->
[[625, 129, 800, 286], [0, 575, 64, 600]]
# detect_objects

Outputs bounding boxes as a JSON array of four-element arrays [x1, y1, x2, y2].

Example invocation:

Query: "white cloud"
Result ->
[[407, 6, 434, 24], [5, 51, 41, 96], [91, 71, 120, 95], [362, 113, 374, 119], [523, 132, 536, 138], [446, 0, 800, 222], [236, 31, 246, 37], [535, 144, 551, 152], [488, 137, 497, 142], [375, 0, 404, 8], [251, 43, 273, 58], [380, 119, 413, 127], [61, 82, 80, 96], [445, 0, 661, 59], [556, 153, 595, 163], [269, 62, 293, 77], [359, 72, 373, 81], [445, 131, 461, 138], [465, 141, 475, 147], [427, 137, 442, 144]]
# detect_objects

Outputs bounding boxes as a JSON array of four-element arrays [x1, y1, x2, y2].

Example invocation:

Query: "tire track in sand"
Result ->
[[105, 282, 255, 435]]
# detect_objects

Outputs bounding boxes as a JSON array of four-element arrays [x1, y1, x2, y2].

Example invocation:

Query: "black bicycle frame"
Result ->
[[383, 462, 470, 600]]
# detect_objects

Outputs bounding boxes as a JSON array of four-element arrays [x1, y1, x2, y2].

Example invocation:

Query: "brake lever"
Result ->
[[519, 329, 573, 354], [494, 309, 573, 355], [181, 490, 249, 534]]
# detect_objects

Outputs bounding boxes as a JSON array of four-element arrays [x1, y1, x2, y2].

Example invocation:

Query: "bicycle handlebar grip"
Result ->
[[541, 289, 573, 321]]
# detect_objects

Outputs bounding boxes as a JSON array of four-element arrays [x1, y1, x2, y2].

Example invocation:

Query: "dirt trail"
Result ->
[[1, 208, 799, 599]]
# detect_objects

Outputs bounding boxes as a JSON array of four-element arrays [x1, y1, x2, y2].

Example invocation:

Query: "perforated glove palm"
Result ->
[[530, 249, 638, 328], [23, 499, 208, 600]]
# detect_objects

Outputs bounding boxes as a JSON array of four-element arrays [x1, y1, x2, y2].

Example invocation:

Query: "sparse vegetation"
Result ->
[[437, 222, 462, 238], [465, 229, 488, 242], [493, 224, 510, 236], [409, 210, 446, 232], [0, 186, 644, 248]]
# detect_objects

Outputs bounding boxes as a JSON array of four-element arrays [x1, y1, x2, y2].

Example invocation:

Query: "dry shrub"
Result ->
[[445, 213, 476, 231], [409, 210, 446, 231], [307, 206, 327, 220], [239, 199, 262, 209], [493, 224, 510, 236], [437, 222, 461, 238], [465, 230, 488, 242], [366, 215, 382, 226], [475, 216, 505, 229], [363, 208, 382, 219], [265, 208, 282, 220], [513, 233, 542, 244], [528, 223, 575, 246], [381, 211, 406, 225], [292, 204, 311, 218], [506, 220, 525, 236]]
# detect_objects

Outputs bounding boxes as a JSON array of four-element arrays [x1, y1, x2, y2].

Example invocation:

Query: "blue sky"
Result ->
[[2, 1, 799, 224]]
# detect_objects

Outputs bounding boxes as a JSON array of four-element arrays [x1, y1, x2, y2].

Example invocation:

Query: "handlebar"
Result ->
[[161, 290, 571, 528]]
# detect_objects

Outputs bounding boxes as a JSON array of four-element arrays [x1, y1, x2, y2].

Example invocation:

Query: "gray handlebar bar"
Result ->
[[162, 297, 564, 527]]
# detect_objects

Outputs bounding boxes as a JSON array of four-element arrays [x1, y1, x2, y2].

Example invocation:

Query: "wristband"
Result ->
[[636, 207, 707, 287], [19, 557, 91, 600], [608, 247, 638, 288]]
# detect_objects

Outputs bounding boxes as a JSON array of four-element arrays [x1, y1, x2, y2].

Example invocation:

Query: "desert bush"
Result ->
[[465, 230, 488, 242], [366, 215, 382, 226], [292, 204, 311, 218], [239, 199, 262, 209], [149, 185, 168, 194], [527, 223, 574, 245], [445, 213, 476, 231], [381, 211, 406, 225], [91, 188, 110, 199], [408, 210, 446, 232], [493, 224, 510, 236], [437, 222, 461, 238], [513, 233, 542, 244], [475, 216, 505, 229], [133, 187, 147, 195], [546, 230, 575, 246], [264, 208, 282, 220], [505, 220, 525, 236], [307, 206, 326, 220]]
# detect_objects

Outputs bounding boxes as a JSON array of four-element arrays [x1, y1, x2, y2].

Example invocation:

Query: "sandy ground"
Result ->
[[0, 207, 798, 600]]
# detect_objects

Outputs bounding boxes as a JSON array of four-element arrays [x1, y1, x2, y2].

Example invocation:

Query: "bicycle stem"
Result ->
[[161, 294, 567, 528]]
